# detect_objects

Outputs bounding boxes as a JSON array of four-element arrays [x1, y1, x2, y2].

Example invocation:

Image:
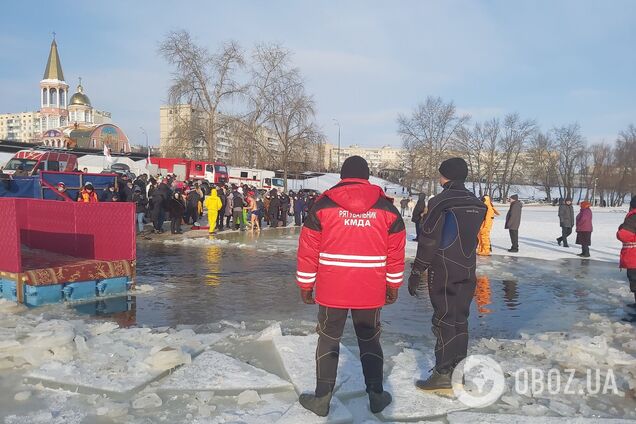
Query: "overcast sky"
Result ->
[[1, 0, 634, 148]]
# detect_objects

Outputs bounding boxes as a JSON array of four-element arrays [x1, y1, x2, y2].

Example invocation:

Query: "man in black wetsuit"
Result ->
[[407, 157, 486, 394]]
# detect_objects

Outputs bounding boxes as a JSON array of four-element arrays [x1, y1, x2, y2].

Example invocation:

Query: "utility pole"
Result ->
[[333, 118, 341, 170], [140, 126, 149, 153], [592, 177, 598, 207]]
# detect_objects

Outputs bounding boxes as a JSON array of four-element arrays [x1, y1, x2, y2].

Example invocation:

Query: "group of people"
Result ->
[[293, 155, 636, 417], [471, 193, 595, 258], [67, 171, 321, 236]]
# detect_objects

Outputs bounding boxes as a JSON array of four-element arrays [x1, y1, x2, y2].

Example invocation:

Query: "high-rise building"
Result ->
[[325, 144, 405, 172]]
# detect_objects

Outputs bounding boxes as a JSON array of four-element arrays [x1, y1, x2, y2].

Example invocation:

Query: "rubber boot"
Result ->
[[299, 392, 332, 417], [415, 368, 453, 397], [367, 386, 392, 414]]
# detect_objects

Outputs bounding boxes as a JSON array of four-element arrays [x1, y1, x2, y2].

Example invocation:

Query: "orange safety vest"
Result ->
[[78, 189, 99, 203]]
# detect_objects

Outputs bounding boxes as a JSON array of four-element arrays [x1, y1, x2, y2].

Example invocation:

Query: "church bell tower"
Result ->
[[40, 34, 69, 132]]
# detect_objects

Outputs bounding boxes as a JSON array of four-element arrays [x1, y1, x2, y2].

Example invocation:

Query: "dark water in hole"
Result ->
[[73, 228, 629, 340]]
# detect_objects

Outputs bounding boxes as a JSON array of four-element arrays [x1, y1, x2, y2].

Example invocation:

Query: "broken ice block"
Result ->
[[132, 392, 163, 409], [379, 349, 468, 421], [144, 346, 191, 371], [272, 334, 365, 398], [237, 389, 261, 405], [157, 350, 293, 394], [277, 396, 353, 424]]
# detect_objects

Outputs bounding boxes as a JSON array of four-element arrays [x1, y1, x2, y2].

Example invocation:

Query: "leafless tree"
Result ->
[[247, 44, 321, 188], [497, 113, 537, 201], [527, 132, 558, 202], [159, 30, 245, 161], [553, 123, 585, 199], [613, 124, 636, 205], [398, 96, 469, 194], [455, 122, 487, 196]]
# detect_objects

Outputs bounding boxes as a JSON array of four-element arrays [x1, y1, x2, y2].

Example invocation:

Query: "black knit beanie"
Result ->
[[340, 156, 370, 180], [631, 195, 636, 210], [439, 157, 468, 181]]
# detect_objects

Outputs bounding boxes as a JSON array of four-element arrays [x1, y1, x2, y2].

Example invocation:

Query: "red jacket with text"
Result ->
[[617, 209, 636, 269], [296, 178, 406, 309]]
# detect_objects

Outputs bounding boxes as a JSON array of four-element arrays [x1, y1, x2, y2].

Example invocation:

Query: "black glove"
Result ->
[[385, 286, 399, 304], [300, 289, 315, 304], [408, 268, 427, 297]]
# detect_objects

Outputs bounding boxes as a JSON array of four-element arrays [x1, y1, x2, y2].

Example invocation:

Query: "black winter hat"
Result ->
[[630, 195, 636, 210], [439, 157, 468, 181], [510, 194, 519, 201], [340, 156, 370, 180]]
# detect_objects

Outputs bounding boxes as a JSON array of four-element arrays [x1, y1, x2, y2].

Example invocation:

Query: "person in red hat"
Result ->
[[296, 156, 405, 417]]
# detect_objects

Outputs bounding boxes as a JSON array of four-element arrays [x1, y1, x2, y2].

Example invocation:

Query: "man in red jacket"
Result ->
[[296, 156, 406, 417], [617, 196, 636, 305]]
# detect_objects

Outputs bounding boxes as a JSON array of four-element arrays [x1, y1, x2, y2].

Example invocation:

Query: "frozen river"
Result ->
[[1, 226, 635, 423], [88, 228, 633, 339]]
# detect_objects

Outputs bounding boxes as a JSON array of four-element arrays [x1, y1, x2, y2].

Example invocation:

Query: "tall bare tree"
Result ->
[[398, 96, 469, 194], [455, 122, 487, 195], [496, 113, 537, 201], [553, 123, 585, 199], [527, 132, 558, 202], [613, 124, 636, 205], [248, 44, 321, 188], [159, 30, 245, 161]]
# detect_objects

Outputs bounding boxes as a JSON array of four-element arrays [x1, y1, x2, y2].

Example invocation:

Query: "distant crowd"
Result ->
[[63, 172, 319, 235]]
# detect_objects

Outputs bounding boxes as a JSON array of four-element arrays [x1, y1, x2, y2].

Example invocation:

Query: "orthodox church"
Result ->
[[0, 36, 130, 153]]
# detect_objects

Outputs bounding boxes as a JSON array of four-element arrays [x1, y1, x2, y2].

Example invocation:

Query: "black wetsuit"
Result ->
[[413, 180, 486, 371]]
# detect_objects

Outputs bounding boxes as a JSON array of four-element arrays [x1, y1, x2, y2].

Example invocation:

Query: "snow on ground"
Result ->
[[287, 173, 408, 196], [402, 205, 628, 263]]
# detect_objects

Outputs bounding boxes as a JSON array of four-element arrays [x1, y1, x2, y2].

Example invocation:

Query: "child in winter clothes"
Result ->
[[575, 201, 593, 258], [617, 196, 636, 304]]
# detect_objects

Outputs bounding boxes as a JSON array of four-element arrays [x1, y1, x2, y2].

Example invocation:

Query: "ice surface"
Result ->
[[272, 333, 366, 398], [256, 322, 283, 341], [237, 389, 262, 405], [132, 392, 163, 409], [133, 284, 155, 293], [447, 412, 636, 424], [144, 346, 192, 370], [4, 410, 87, 424], [25, 327, 226, 395], [157, 349, 293, 394], [13, 390, 31, 401], [379, 349, 468, 421], [277, 396, 353, 424]]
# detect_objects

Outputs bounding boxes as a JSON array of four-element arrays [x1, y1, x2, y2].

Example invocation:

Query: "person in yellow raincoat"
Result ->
[[204, 188, 223, 234], [477, 195, 499, 255]]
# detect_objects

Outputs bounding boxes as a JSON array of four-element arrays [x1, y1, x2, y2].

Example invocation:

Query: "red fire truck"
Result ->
[[3, 150, 79, 176], [149, 157, 228, 184]]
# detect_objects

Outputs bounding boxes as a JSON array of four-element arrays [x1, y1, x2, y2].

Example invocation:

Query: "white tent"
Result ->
[[77, 155, 150, 175]]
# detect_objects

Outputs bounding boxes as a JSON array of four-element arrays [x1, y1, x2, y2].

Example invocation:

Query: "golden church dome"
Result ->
[[69, 81, 91, 106]]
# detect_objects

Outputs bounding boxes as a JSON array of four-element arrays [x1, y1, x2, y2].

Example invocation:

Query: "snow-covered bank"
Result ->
[[403, 205, 628, 263]]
